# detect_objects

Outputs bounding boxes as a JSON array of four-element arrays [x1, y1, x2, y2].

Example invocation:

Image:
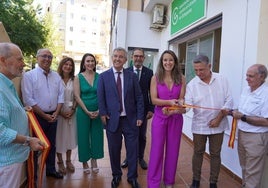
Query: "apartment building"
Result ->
[[46, 0, 112, 70]]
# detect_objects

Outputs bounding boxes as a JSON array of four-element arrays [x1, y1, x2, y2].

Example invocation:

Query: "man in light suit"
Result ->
[[97, 47, 144, 188], [121, 48, 154, 170]]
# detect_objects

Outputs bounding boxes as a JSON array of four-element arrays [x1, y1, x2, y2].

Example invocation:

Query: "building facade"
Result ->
[[45, 0, 112, 70], [110, 0, 268, 185]]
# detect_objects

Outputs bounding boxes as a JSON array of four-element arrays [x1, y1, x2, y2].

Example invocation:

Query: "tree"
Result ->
[[0, 0, 48, 55], [0, 0, 63, 70]]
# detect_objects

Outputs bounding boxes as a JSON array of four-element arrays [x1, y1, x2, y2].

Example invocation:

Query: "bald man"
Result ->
[[231, 64, 268, 188], [0, 42, 43, 188]]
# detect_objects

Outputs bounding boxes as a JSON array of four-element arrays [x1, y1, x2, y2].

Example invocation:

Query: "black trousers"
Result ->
[[34, 112, 57, 181]]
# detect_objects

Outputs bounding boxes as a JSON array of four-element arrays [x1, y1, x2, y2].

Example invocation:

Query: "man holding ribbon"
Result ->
[[0, 42, 44, 188], [231, 64, 268, 188], [185, 54, 233, 188]]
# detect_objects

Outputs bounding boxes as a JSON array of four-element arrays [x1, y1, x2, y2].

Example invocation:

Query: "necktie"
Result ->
[[116, 72, 123, 112], [136, 69, 140, 81]]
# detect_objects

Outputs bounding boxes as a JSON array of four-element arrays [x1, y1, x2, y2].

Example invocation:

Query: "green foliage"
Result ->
[[0, 0, 61, 70], [0, 0, 48, 55]]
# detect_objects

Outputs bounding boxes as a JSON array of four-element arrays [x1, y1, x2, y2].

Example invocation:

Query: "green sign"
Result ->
[[171, 0, 206, 35]]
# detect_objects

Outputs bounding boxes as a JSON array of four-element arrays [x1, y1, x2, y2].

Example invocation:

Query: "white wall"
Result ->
[[114, 8, 162, 51], [126, 11, 161, 49], [113, 8, 128, 49]]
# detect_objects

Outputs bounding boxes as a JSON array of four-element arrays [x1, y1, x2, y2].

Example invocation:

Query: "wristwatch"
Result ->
[[23, 136, 31, 146], [241, 114, 247, 122]]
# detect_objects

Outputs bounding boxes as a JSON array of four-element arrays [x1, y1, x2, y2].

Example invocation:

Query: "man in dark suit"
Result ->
[[97, 47, 144, 188], [121, 48, 154, 170]]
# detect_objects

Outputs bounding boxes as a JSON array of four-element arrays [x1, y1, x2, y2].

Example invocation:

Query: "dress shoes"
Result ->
[[111, 176, 121, 188], [121, 159, 128, 168], [46, 171, 63, 179], [127, 179, 140, 188], [139, 159, 148, 170], [190, 180, 200, 188]]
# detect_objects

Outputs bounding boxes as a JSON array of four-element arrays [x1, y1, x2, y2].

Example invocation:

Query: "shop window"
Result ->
[[171, 15, 222, 83], [178, 29, 221, 83], [185, 33, 213, 83]]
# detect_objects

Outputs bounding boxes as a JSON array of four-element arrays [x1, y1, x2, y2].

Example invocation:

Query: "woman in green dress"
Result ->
[[74, 53, 104, 174]]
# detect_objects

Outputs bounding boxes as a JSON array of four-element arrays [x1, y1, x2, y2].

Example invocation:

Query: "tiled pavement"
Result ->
[[42, 120, 241, 188]]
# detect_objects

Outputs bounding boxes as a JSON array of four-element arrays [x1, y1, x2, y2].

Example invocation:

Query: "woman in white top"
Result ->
[[56, 57, 77, 174]]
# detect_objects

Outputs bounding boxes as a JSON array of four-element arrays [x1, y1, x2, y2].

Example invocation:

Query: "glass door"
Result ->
[[185, 33, 214, 83]]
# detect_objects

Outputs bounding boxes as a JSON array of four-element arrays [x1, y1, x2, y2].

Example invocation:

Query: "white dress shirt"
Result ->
[[133, 66, 142, 80], [21, 67, 64, 112], [185, 72, 233, 134], [237, 83, 268, 133], [113, 67, 126, 116]]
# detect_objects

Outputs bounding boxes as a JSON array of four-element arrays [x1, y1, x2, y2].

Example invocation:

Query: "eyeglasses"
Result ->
[[39, 54, 53, 60], [133, 55, 144, 58]]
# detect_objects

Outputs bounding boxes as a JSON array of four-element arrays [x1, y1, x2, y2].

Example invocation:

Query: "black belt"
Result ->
[[44, 111, 56, 115]]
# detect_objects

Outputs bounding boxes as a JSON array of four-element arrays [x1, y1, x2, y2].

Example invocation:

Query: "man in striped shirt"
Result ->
[[0, 42, 44, 188]]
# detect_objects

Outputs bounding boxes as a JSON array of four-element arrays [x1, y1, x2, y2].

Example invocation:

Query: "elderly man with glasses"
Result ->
[[21, 49, 65, 184], [231, 64, 268, 188]]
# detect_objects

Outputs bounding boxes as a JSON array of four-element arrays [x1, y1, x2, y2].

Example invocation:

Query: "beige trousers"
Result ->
[[0, 163, 23, 188], [238, 130, 268, 188]]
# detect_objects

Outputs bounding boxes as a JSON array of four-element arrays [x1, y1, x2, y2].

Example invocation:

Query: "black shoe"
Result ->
[[210, 183, 217, 188], [121, 159, 128, 168], [111, 176, 121, 188], [46, 171, 63, 179], [139, 159, 148, 170], [190, 180, 200, 188], [127, 179, 140, 188]]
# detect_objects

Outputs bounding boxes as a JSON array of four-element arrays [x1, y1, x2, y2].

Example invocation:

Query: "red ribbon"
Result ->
[[27, 111, 50, 188], [166, 103, 222, 111], [166, 104, 237, 149], [228, 118, 237, 149]]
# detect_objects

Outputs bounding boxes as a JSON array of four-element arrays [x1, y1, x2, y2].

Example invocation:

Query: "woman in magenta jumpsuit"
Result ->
[[147, 50, 186, 188]]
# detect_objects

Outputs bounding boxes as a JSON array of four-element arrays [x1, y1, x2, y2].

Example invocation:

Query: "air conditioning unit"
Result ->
[[149, 23, 166, 32], [150, 4, 166, 32], [152, 4, 165, 25]]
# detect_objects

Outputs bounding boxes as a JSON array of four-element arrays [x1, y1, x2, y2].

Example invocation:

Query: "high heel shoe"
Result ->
[[83, 162, 90, 174], [57, 161, 66, 174], [91, 159, 99, 173], [66, 160, 75, 172]]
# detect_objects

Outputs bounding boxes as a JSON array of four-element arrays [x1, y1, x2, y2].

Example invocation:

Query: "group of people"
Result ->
[[148, 53, 268, 188], [0, 43, 104, 188], [0, 42, 267, 188], [22, 49, 104, 181]]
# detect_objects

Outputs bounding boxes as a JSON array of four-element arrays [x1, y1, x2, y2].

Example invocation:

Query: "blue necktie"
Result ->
[[136, 69, 140, 81]]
